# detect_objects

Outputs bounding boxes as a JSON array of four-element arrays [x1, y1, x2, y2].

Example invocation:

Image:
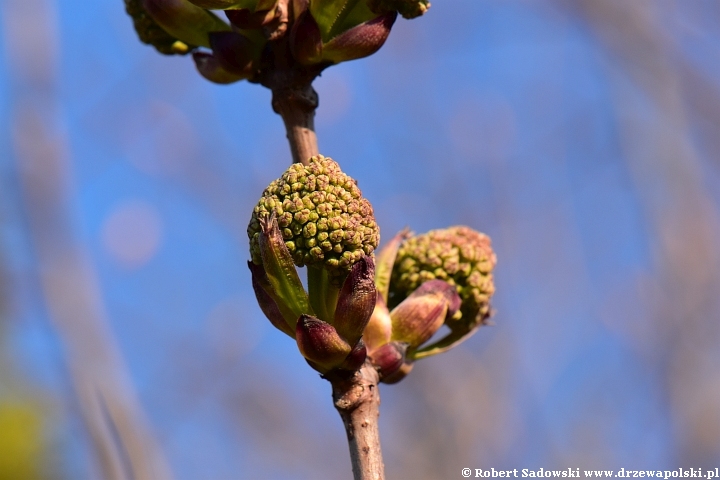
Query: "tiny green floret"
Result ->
[[248, 155, 379, 275], [390, 226, 496, 326]]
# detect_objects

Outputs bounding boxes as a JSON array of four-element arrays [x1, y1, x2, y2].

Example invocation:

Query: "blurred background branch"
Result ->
[[1, 0, 172, 478]]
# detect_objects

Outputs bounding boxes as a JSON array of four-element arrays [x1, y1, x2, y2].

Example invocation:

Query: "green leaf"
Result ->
[[143, 0, 231, 48], [310, 0, 376, 42], [248, 261, 295, 336], [258, 215, 313, 328]]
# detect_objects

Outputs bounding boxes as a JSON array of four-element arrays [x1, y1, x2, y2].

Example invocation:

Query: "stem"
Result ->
[[330, 362, 385, 480], [307, 265, 331, 321], [272, 84, 319, 165], [411, 327, 476, 359], [259, 22, 382, 480]]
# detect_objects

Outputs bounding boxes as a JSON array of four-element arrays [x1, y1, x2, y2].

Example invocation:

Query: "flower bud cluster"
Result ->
[[248, 155, 379, 276], [364, 226, 496, 384], [248, 156, 378, 376], [391, 226, 496, 328]]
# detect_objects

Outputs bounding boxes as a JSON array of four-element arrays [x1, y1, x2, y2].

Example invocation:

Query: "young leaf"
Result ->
[[258, 215, 313, 323], [142, 0, 230, 48]]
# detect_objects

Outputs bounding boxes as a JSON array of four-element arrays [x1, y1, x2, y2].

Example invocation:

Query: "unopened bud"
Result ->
[[339, 340, 368, 372], [322, 12, 396, 64], [390, 279, 459, 348], [289, 10, 323, 65], [333, 256, 376, 346], [381, 360, 413, 384], [363, 294, 392, 353], [193, 51, 249, 84], [369, 341, 407, 380], [296, 315, 352, 372], [208, 31, 257, 76], [391, 226, 496, 329]]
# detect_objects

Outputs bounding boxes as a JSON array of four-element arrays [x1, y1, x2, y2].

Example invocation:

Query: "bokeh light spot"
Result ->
[[101, 200, 163, 269]]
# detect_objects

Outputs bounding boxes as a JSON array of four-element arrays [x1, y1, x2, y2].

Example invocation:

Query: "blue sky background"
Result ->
[[1, 1, 720, 479]]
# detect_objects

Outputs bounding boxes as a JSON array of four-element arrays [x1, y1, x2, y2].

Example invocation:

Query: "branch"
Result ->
[[2, 1, 172, 478], [272, 84, 319, 165], [329, 361, 385, 480]]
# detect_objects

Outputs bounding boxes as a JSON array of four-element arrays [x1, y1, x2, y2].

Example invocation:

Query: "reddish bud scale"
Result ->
[[290, 10, 323, 65], [296, 315, 352, 372], [333, 256, 377, 346], [369, 342, 406, 380], [322, 12, 396, 64], [209, 31, 256, 75], [390, 279, 459, 348]]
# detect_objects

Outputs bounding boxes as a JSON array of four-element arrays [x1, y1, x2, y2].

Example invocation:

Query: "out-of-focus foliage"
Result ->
[[0, 401, 45, 480], [0, 254, 50, 480]]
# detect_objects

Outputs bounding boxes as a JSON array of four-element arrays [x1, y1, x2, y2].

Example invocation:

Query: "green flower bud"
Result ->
[[248, 155, 379, 277], [390, 226, 496, 329]]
